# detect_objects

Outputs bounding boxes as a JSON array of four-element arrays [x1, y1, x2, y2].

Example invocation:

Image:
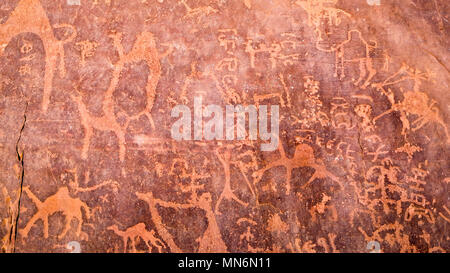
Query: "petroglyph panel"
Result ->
[[0, 0, 448, 253]]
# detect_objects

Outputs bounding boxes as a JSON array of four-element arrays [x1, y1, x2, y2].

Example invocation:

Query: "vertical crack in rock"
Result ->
[[356, 126, 368, 182], [11, 103, 28, 253]]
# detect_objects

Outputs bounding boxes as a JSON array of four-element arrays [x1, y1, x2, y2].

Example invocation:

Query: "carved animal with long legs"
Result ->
[[71, 31, 161, 164], [107, 223, 165, 253], [20, 186, 91, 240], [0, 0, 76, 112], [253, 140, 340, 194]]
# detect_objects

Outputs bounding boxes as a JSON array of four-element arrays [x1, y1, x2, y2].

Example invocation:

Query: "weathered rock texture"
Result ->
[[0, 0, 449, 253]]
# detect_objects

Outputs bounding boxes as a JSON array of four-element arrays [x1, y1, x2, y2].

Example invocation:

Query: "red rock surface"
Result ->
[[0, 0, 448, 253]]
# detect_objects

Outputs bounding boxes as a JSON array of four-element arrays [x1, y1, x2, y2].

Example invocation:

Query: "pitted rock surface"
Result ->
[[0, 0, 449, 253]]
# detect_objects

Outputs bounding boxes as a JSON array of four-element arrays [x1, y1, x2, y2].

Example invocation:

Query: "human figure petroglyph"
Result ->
[[107, 223, 165, 253], [253, 140, 340, 194], [0, 0, 77, 112], [214, 146, 249, 214], [370, 63, 446, 140]]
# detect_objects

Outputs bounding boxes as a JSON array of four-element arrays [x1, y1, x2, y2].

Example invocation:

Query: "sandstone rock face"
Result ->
[[0, 0, 448, 253]]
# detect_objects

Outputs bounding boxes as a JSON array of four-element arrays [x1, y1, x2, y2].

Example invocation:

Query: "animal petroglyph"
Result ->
[[72, 31, 161, 163], [20, 186, 91, 240], [137, 190, 228, 253], [108, 223, 165, 253], [19, 170, 117, 241], [253, 140, 340, 194], [0, 0, 76, 112]]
